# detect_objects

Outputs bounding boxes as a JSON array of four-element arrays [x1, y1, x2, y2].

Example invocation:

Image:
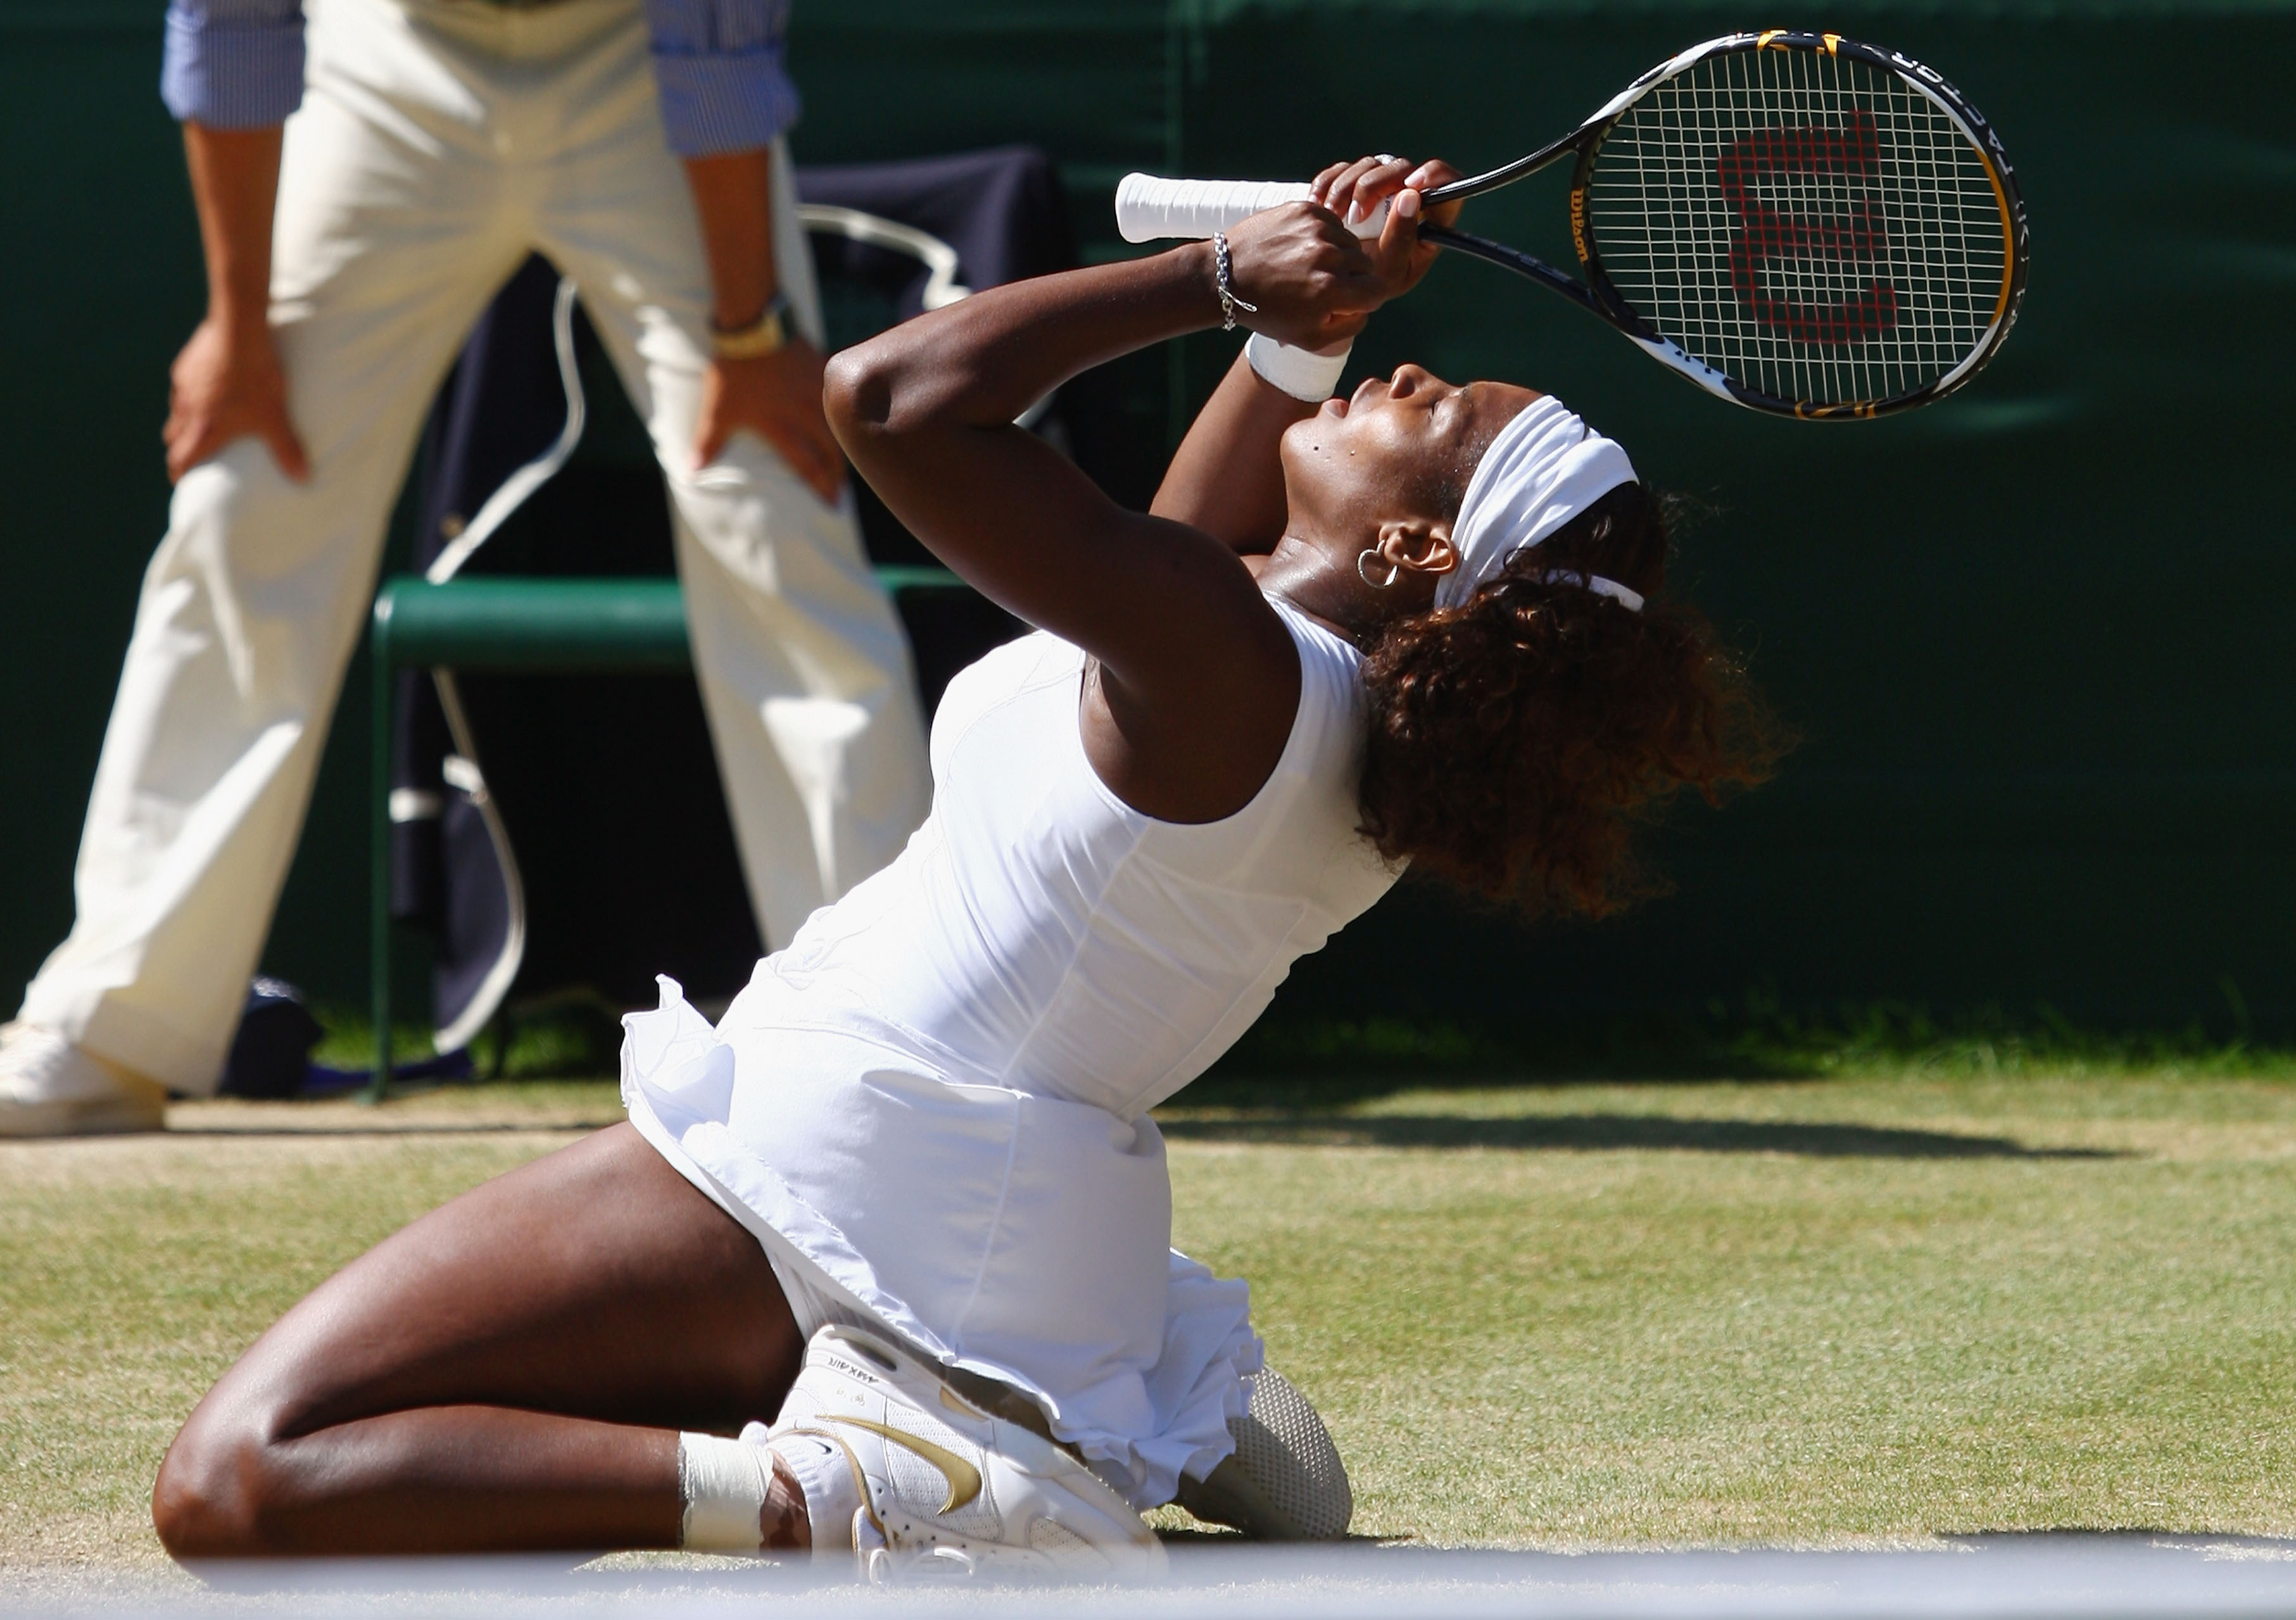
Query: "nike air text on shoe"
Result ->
[[767, 1322, 1166, 1583], [0, 1024, 167, 1139]]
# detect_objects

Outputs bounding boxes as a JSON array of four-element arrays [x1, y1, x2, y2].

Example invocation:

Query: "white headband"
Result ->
[[1439, 394, 1640, 612]]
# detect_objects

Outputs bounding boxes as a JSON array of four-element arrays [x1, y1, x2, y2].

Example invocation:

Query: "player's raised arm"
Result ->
[[821, 204, 1383, 690]]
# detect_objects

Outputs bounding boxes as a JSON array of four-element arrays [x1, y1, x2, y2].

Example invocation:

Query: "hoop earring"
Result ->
[[1356, 549, 1399, 591]]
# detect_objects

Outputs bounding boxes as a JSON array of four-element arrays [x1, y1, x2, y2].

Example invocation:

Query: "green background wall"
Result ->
[[3, 1, 2291, 1035]]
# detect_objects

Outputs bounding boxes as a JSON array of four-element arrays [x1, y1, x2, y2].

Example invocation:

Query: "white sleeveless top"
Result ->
[[621, 598, 1399, 1506]]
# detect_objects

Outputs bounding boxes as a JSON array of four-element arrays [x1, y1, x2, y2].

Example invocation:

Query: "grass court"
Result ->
[[6, 1046, 2295, 1566]]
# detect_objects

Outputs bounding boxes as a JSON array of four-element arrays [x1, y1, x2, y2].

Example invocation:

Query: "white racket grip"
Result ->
[[1114, 173, 1385, 243]]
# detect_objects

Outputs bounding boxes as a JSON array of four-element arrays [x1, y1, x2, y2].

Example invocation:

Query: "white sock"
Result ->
[[678, 1431, 769, 1552], [767, 1431, 865, 1553]]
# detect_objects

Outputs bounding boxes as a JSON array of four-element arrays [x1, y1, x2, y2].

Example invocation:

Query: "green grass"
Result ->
[[0, 1085, 620, 1567], [1161, 1073, 2296, 1545], [5, 1066, 2295, 1564]]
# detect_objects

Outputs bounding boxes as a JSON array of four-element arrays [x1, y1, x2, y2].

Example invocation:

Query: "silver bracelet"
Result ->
[[1212, 231, 1259, 331]]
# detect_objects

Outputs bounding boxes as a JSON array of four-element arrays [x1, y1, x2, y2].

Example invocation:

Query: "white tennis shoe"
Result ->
[[766, 1323, 1166, 1582], [0, 1024, 167, 1138]]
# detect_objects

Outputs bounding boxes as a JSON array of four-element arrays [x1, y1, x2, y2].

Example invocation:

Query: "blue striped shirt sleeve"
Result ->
[[156, 0, 797, 153], [160, 0, 308, 128], [646, 0, 802, 157]]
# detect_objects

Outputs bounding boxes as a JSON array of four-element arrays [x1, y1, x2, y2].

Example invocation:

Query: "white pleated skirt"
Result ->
[[619, 975, 1261, 1509]]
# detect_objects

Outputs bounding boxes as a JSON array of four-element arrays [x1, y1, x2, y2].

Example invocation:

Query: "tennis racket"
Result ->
[[1116, 30, 2028, 420]]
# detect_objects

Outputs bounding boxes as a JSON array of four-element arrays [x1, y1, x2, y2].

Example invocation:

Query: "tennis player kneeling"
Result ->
[[152, 156, 1777, 1576]]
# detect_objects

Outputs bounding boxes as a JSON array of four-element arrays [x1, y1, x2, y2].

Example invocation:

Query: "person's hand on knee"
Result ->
[[165, 318, 309, 484], [693, 339, 845, 503], [165, 123, 310, 485]]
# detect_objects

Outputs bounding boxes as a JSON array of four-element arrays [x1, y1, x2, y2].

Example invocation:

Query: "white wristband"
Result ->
[[1246, 332, 1351, 401]]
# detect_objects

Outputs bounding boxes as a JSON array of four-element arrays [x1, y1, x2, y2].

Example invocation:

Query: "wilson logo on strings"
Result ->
[[1717, 111, 1898, 344]]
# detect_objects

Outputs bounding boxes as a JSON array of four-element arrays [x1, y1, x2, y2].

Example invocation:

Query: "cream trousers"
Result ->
[[18, 0, 931, 1093]]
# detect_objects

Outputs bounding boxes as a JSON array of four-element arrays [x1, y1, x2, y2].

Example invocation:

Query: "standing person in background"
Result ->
[[0, 0, 934, 1137]]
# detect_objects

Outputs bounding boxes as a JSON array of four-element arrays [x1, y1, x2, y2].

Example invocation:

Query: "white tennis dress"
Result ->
[[622, 597, 1398, 1507]]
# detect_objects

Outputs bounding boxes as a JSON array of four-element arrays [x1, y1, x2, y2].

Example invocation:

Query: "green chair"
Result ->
[[366, 566, 961, 1096]]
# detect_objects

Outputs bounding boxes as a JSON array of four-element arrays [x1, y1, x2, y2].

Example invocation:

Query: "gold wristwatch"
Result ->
[[711, 291, 792, 360]]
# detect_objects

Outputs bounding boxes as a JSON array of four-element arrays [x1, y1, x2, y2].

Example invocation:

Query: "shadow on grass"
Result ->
[[1183, 998, 2296, 1106], [170, 1112, 2116, 1158], [1157, 1112, 2122, 1158], [1153, 1528, 1404, 1545], [167, 1121, 619, 1138], [1941, 1529, 2296, 1545]]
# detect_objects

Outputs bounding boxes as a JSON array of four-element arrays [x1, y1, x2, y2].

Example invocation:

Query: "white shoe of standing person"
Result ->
[[0, 1024, 168, 1138], [766, 1322, 1166, 1582]]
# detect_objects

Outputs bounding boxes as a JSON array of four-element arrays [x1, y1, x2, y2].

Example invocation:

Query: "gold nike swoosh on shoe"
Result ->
[[821, 1415, 984, 1514]]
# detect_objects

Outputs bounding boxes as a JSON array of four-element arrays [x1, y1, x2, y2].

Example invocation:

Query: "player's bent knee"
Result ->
[[152, 1407, 288, 1560]]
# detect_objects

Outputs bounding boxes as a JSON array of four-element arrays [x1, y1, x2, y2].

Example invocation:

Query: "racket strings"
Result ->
[[1588, 46, 2007, 408]]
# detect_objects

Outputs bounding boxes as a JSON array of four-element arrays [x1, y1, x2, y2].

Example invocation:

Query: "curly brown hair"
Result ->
[[1356, 481, 1785, 917]]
